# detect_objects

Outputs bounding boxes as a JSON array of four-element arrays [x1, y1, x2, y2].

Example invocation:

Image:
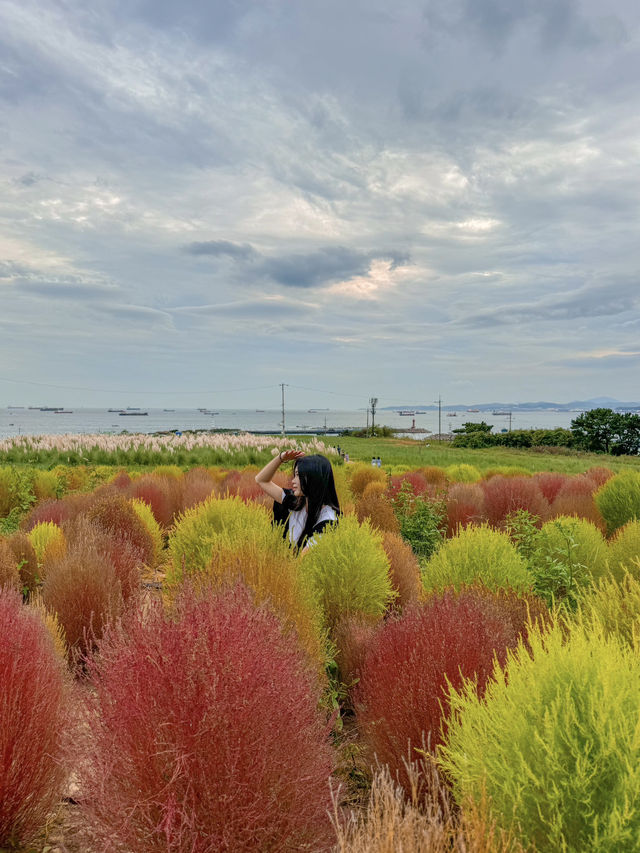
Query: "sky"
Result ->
[[1, 0, 639, 409]]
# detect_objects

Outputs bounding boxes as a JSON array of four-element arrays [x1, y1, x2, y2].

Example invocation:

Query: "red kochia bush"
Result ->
[[550, 475, 605, 529], [481, 476, 549, 529], [22, 494, 93, 532], [354, 588, 522, 792], [86, 495, 155, 568], [43, 521, 125, 665], [129, 476, 174, 528], [75, 584, 335, 853], [533, 472, 568, 504], [445, 482, 486, 537], [0, 588, 70, 846]]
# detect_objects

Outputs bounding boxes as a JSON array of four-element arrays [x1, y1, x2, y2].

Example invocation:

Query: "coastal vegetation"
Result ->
[[2, 437, 640, 850]]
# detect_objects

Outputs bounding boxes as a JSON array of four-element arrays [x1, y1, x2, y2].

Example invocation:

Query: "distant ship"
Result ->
[[7, 406, 24, 409], [53, 410, 73, 414], [163, 409, 175, 412], [449, 412, 458, 416], [492, 410, 510, 416], [308, 408, 329, 412], [467, 408, 480, 412], [108, 408, 124, 412], [398, 410, 416, 416], [119, 411, 148, 416]]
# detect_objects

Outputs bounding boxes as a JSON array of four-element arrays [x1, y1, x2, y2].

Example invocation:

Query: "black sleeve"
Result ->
[[273, 488, 296, 526]]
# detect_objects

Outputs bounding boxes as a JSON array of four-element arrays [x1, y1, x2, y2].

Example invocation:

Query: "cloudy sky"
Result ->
[[1, 0, 639, 409]]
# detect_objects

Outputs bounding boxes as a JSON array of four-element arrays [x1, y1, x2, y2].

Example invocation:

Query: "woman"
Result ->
[[255, 450, 340, 552]]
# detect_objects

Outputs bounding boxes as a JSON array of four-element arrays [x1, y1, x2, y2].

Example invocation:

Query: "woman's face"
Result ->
[[292, 465, 304, 497]]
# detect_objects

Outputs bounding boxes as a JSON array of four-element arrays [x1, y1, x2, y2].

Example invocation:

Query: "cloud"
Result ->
[[260, 247, 410, 289], [182, 240, 259, 260]]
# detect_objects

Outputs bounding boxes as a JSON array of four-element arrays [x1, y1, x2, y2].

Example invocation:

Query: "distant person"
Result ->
[[344, 453, 349, 463], [377, 456, 382, 467], [372, 457, 377, 466], [255, 450, 340, 552]]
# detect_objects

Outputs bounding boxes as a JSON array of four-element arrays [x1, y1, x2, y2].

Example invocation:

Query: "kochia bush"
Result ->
[[594, 471, 640, 535], [301, 515, 395, 629], [607, 520, 640, 582], [421, 524, 531, 594], [0, 588, 70, 847], [481, 476, 549, 529], [168, 496, 272, 580], [440, 617, 640, 852], [534, 516, 608, 585], [0, 538, 20, 591], [354, 589, 523, 789], [75, 584, 334, 853]]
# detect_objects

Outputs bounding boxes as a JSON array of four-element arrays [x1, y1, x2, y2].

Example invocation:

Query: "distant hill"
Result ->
[[382, 398, 640, 412]]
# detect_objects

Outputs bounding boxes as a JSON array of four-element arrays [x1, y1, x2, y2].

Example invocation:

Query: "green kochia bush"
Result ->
[[594, 470, 640, 535], [421, 524, 531, 594], [301, 515, 395, 629], [440, 617, 640, 853]]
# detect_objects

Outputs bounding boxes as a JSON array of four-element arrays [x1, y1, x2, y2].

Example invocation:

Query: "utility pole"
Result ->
[[370, 397, 378, 437], [508, 411, 513, 432], [438, 395, 442, 438], [280, 383, 286, 437]]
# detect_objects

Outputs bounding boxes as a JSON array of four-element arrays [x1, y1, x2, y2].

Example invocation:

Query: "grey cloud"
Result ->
[[182, 240, 259, 261], [422, 0, 610, 53], [458, 278, 640, 329], [18, 279, 121, 300], [260, 247, 410, 289], [174, 298, 312, 319]]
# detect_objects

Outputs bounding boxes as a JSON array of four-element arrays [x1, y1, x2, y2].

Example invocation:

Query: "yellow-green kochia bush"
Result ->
[[534, 515, 608, 584], [27, 522, 65, 567], [301, 515, 395, 629], [440, 617, 640, 853], [129, 499, 164, 569], [168, 496, 273, 580], [594, 470, 640, 535], [445, 464, 482, 483], [607, 520, 640, 582], [421, 524, 531, 594], [577, 571, 640, 649]]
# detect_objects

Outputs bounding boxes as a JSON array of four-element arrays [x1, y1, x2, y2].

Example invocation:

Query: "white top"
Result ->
[[280, 488, 337, 547]]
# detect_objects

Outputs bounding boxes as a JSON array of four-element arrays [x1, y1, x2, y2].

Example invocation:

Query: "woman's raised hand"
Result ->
[[279, 449, 305, 463]]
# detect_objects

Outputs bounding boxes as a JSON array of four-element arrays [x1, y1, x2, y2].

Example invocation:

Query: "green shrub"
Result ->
[[607, 520, 640, 582], [391, 482, 444, 559], [421, 524, 531, 594], [529, 516, 608, 609], [301, 515, 395, 629], [440, 617, 640, 852], [594, 471, 640, 535], [168, 497, 273, 580], [445, 464, 482, 483]]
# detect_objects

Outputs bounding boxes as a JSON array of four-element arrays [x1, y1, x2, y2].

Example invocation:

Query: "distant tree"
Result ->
[[571, 408, 640, 455], [452, 421, 493, 435]]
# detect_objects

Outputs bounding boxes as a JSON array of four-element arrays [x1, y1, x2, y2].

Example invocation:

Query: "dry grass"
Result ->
[[332, 752, 529, 852]]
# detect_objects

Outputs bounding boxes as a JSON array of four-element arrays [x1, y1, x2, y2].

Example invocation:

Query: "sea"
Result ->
[[0, 407, 581, 441]]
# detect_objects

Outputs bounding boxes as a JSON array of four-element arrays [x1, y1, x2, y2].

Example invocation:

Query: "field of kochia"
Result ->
[[2, 435, 640, 852]]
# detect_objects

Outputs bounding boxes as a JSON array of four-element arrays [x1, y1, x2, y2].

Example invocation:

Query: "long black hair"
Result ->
[[293, 454, 340, 547]]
